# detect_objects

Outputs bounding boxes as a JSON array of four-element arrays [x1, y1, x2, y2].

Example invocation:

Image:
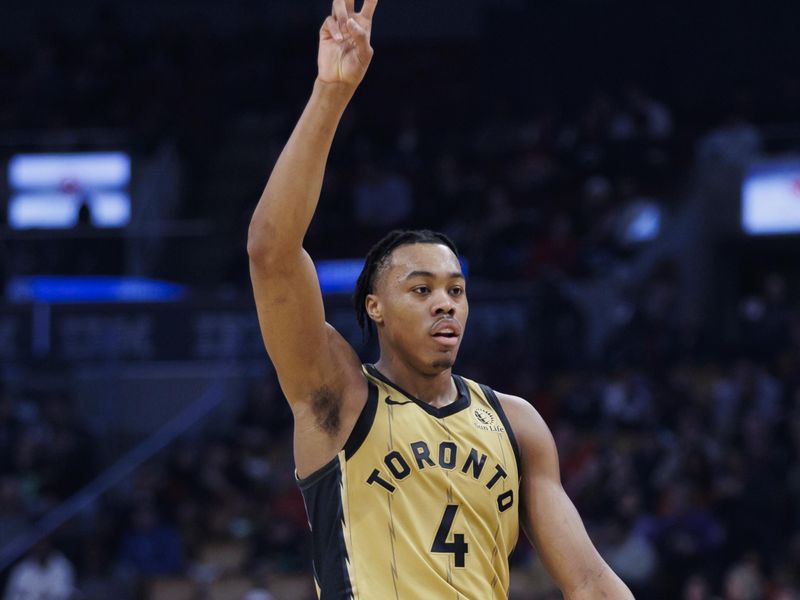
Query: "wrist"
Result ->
[[313, 78, 358, 105]]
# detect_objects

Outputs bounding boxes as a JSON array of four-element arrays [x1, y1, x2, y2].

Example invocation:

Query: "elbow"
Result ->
[[247, 218, 297, 271], [247, 214, 280, 261], [246, 221, 268, 262]]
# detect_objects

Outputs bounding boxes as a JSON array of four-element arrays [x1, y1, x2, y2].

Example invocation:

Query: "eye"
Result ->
[[450, 286, 464, 296], [412, 286, 430, 295]]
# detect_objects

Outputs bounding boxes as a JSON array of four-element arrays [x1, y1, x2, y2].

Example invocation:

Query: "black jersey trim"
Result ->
[[479, 384, 521, 473], [296, 454, 339, 491], [364, 364, 471, 418], [344, 378, 378, 460], [296, 459, 354, 599]]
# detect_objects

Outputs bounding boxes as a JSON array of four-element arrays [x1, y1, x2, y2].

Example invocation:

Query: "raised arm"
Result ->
[[247, 0, 378, 476], [500, 394, 635, 599]]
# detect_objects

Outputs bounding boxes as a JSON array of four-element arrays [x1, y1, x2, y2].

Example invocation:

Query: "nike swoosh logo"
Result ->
[[385, 396, 413, 406]]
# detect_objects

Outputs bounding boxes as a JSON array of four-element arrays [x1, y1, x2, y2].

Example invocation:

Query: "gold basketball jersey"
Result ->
[[298, 364, 521, 600]]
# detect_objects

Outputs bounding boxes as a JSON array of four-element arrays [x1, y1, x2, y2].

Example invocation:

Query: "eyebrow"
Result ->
[[404, 270, 465, 281]]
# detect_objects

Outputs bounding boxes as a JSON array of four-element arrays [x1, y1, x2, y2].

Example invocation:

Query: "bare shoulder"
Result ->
[[495, 391, 559, 472], [495, 392, 550, 442]]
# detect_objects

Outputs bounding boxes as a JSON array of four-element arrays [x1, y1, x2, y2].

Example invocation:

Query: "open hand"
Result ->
[[318, 0, 378, 88]]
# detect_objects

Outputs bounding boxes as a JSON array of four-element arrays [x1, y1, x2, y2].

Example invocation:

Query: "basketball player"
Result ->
[[247, 1, 634, 598]]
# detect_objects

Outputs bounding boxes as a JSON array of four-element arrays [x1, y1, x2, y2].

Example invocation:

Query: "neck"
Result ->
[[374, 353, 457, 409]]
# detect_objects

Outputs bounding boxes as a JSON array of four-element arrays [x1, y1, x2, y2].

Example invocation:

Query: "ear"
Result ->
[[365, 293, 383, 325]]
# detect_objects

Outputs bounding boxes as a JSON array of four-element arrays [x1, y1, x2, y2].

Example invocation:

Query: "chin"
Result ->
[[431, 358, 454, 370]]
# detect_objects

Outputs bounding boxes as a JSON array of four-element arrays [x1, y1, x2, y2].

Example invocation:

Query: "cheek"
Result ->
[[384, 298, 426, 334]]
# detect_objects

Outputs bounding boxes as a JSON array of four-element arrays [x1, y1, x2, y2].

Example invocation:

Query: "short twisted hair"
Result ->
[[354, 229, 459, 339]]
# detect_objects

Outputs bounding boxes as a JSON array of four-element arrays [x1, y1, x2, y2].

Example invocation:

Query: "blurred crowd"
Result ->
[[1, 378, 304, 600], [2, 5, 800, 600]]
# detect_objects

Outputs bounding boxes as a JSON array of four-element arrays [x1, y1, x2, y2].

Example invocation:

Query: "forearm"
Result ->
[[508, 397, 634, 600], [530, 507, 635, 599], [565, 568, 635, 600], [534, 529, 635, 600], [248, 79, 355, 260]]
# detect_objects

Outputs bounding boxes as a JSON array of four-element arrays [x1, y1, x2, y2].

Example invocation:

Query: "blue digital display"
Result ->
[[5, 260, 468, 303], [7, 276, 185, 304], [315, 258, 469, 294]]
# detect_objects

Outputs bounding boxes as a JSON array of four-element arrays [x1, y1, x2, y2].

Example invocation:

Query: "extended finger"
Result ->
[[347, 17, 373, 64], [345, 0, 355, 14], [359, 0, 378, 21], [332, 0, 349, 30], [321, 15, 344, 42]]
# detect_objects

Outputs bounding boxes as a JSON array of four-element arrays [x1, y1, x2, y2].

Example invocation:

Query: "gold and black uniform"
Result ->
[[298, 364, 521, 600]]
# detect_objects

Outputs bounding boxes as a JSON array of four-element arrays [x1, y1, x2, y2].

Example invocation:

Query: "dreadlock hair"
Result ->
[[354, 229, 459, 340]]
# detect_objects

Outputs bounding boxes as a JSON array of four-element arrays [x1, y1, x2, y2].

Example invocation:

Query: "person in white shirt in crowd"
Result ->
[[3, 538, 75, 600]]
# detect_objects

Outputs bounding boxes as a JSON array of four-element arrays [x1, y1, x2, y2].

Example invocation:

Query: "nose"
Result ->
[[431, 290, 456, 316]]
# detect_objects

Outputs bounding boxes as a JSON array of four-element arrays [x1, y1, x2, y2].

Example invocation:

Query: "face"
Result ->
[[366, 243, 468, 375]]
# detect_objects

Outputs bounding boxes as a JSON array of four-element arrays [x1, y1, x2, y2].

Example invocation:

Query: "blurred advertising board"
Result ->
[[7, 152, 131, 229], [0, 295, 533, 364]]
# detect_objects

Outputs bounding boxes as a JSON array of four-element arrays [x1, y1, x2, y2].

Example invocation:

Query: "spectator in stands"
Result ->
[[722, 556, 764, 600], [602, 511, 658, 596], [117, 503, 183, 577], [3, 538, 75, 600], [682, 574, 714, 600]]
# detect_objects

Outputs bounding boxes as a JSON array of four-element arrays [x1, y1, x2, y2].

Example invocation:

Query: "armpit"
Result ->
[[310, 385, 341, 435]]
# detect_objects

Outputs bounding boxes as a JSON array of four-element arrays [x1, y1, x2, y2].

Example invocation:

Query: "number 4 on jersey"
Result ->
[[432, 504, 469, 567]]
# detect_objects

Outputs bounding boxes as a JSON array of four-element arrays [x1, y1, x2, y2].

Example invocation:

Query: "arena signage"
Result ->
[[0, 309, 29, 361], [0, 294, 534, 363]]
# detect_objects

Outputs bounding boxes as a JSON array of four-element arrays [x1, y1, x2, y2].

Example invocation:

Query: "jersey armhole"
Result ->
[[343, 377, 379, 459], [479, 383, 522, 474]]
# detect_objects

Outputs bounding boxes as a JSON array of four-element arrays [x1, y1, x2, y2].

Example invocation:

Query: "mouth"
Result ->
[[431, 333, 459, 347], [430, 320, 462, 346]]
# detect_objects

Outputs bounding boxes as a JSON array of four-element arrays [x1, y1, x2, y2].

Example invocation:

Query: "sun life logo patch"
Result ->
[[473, 408, 505, 433]]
